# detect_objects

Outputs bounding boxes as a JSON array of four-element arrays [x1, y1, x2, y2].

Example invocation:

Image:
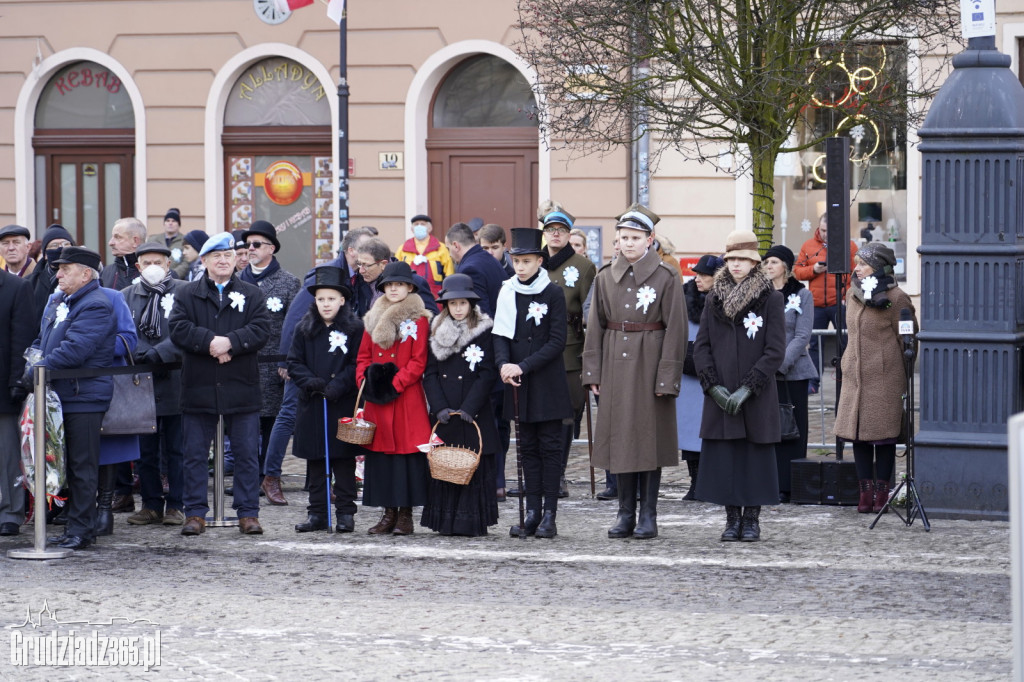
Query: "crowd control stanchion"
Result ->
[[206, 415, 238, 528], [8, 366, 72, 560]]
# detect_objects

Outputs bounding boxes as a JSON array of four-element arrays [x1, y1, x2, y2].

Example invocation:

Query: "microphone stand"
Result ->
[[869, 336, 930, 531]]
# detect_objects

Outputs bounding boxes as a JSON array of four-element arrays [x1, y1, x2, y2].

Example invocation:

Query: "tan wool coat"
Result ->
[[582, 248, 687, 473], [834, 286, 917, 443]]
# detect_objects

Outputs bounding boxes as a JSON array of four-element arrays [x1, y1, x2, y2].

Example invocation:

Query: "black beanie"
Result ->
[[41, 224, 75, 250], [764, 244, 795, 271]]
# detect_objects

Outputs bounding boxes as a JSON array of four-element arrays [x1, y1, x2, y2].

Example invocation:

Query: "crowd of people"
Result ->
[[0, 204, 916, 550]]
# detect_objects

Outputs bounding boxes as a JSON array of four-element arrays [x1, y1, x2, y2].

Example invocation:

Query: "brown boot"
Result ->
[[261, 476, 288, 505], [392, 507, 414, 535], [239, 516, 264, 535], [367, 508, 397, 535], [857, 479, 873, 513], [181, 516, 206, 536], [873, 480, 890, 514]]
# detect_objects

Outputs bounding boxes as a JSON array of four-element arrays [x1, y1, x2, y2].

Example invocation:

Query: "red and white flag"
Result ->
[[327, 0, 345, 24], [274, 0, 314, 11]]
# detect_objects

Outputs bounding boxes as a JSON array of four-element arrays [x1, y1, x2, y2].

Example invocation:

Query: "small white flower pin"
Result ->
[[463, 344, 484, 372], [228, 291, 246, 312], [399, 318, 418, 342], [636, 285, 657, 314], [160, 293, 175, 319], [527, 301, 548, 325], [412, 254, 428, 266], [267, 296, 283, 313], [743, 311, 764, 340], [132, 276, 141, 286], [54, 301, 69, 327], [171, 247, 182, 262], [562, 265, 579, 288], [329, 330, 348, 354], [785, 294, 802, 314], [861, 275, 878, 300]]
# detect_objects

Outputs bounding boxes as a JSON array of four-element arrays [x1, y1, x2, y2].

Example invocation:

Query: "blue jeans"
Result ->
[[138, 414, 184, 513], [183, 412, 260, 519], [263, 380, 298, 477], [808, 304, 847, 386]]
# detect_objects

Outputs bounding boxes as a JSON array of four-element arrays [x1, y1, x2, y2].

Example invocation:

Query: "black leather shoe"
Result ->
[[509, 509, 541, 537], [57, 535, 91, 550], [535, 510, 557, 538], [505, 487, 523, 497], [596, 488, 617, 501], [295, 514, 328, 533], [335, 514, 355, 533], [558, 477, 569, 498], [0, 522, 20, 536], [46, 532, 69, 545]]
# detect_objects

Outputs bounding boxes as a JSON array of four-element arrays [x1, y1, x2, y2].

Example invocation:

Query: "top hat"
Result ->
[[52, 245, 101, 271], [508, 228, 544, 256], [724, 230, 761, 263], [436, 273, 480, 303], [245, 220, 280, 253], [615, 204, 660, 233], [307, 266, 353, 299], [692, 254, 724, 276], [0, 224, 31, 240], [136, 242, 172, 258], [376, 260, 419, 293]]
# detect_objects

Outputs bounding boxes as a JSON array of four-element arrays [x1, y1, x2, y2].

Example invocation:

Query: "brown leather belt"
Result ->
[[605, 321, 665, 332]]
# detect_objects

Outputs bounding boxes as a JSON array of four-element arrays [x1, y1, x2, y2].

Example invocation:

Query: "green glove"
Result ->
[[709, 385, 731, 412], [725, 386, 753, 416]]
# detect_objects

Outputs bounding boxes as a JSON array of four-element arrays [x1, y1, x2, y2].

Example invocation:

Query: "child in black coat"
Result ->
[[286, 267, 364, 533]]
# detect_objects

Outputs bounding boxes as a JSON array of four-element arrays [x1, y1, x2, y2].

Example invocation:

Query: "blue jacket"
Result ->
[[34, 280, 118, 413], [456, 244, 508, 318]]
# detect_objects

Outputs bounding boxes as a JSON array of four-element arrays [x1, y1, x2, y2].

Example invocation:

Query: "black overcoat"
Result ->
[[492, 281, 572, 424], [455, 244, 508, 318], [0, 270, 34, 414], [121, 279, 185, 418], [287, 303, 364, 460], [693, 273, 785, 444], [423, 314, 500, 456], [169, 274, 270, 415]]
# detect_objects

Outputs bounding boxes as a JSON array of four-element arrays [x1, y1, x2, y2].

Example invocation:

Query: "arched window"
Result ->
[[432, 55, 539, 128]]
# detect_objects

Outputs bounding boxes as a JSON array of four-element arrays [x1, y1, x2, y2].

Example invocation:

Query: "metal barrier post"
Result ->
[[8, 366, 72, 560], [206, 415, 237, 527]]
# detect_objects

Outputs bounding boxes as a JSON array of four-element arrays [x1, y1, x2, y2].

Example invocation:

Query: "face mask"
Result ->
[[141, 264, 167, 285], [412, 224, 429, 241], [45, 247, 63, 265]]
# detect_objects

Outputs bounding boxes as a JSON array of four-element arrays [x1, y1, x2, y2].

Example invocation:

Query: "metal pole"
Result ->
[[8, 365, 71, 560], [206, 415, 238, 527], [336, 5, 350, 243]]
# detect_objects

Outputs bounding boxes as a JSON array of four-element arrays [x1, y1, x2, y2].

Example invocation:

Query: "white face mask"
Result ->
[[412, 224, 429, 241], [141, 264, 167, 285]]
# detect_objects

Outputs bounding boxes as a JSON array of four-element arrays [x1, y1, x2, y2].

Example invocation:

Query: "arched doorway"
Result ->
[[222, 57, 334, 275], [33, 61, 135, 261], [427, 55, 539, 232]]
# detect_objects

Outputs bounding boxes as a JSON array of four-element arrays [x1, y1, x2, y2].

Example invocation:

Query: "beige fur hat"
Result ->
[[724, 230, 761, 262]]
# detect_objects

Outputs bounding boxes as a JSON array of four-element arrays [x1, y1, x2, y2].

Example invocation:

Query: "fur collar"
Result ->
[[710, 266, 772, 322], [429, 308, 494, 361], [779, 276, 805, 298], [296, 301, 362, 339], [363, 293, 432, 348], [683, 279, 706, 325]]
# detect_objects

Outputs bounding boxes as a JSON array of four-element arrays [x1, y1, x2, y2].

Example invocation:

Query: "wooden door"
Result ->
[[47, 152, 134, 261]]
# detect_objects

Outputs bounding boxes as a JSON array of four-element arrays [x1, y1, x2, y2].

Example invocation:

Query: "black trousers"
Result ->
[[519, 419, 563, 512], [63, 412, 104, 540], [852, 442, 896, 481], [305, 457, 357, 517]]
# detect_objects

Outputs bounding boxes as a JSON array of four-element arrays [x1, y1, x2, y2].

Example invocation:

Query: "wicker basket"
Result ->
[[426, 417, 482, 485], [336, 380, 376, 445]]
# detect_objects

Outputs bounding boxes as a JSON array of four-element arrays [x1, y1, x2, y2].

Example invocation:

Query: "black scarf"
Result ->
[[544, 245, 574, 272], [139, 272, 174, 339], [850, 270, 896, 309], [779, 276, 805, 298], [239, 257, 280, 285]]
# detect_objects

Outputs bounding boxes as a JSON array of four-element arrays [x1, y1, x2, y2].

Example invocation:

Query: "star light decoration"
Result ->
[[399, 318, 418, 342], [636, 286, 657, 314], [743, 311, 764, 340], [462, 344, 484, 372], [266, 296, 283, 313], [800, 218, 813, 233], [527, 301, 548, 325]]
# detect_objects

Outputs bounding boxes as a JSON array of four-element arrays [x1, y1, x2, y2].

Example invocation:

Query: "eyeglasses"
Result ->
[[247, 241, 274, 249], [357, 261, 384, 271], [542, 226, 569, 235]]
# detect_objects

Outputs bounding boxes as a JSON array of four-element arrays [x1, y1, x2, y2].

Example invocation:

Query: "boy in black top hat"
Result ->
[[492, 228, 572, 538]]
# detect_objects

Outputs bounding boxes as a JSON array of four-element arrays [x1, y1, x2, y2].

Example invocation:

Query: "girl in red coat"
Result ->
[[356, 261, 433, 535]]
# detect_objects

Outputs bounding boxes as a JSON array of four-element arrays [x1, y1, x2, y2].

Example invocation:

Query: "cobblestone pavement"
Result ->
[[2, 432, 1010, 682]]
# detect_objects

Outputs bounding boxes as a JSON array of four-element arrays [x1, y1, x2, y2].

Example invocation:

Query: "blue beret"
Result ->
[[199, 232, 235, 257]]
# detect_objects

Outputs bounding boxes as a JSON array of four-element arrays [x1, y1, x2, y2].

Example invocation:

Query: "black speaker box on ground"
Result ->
[[791, 456, 858, 505]]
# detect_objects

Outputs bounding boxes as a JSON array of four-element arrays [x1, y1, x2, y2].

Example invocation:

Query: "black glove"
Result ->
[[305, 378, 327, 397], [10, 386, 28, 405], [457, 410, 473, 424], [725, 386, 753, 416], [323, 383, 342, 402], [436, 408, 453, 424], [708, 385, 731, 412]]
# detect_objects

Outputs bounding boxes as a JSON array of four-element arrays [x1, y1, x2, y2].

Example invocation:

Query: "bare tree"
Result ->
[[516, 0, 962, 248]]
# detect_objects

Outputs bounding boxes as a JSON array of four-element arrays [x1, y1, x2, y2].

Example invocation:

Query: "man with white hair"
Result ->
[[33, 247, 118, 551], [102, 217, 148, 290]]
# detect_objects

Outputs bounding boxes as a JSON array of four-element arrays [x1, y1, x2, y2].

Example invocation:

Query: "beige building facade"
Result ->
[[2, 0, 1024, 283]]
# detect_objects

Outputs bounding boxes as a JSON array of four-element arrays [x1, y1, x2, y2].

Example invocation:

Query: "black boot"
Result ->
[[335, 514, 355, 533], [633, 469, 661, 539], [720, 506, 742, 542], [510, 509, 541, 537], [295, 514, 328, 532], [535, 510, 557, 538], [95, 465, 116, 537], [740, 506, 761, 542], [607, 472, 637, 538], [682, 459, 699, 501]]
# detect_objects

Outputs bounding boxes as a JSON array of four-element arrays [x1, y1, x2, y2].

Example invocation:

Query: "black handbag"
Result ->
[[100, 336, 157, 436], [778, 380, 801, 442]]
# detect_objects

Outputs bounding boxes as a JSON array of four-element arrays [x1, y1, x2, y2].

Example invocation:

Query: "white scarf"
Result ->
[[493, 268, 551, 339]]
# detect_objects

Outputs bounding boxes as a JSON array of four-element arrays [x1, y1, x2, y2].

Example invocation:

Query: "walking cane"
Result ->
[[586, 393, 595, 498], [323, 396, 334, 533], [512, 386, 526, 539]]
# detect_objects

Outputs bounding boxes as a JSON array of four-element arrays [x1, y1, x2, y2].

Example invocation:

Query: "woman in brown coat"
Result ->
[[834, 242, 917, 514]]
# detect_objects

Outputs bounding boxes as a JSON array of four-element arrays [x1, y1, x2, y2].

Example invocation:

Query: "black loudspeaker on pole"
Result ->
[[825, 138, 851, 274]]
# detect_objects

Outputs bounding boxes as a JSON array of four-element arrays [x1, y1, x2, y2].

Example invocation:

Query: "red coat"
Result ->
[[792, 229, 859, 308], [356, 314, 432, 454]]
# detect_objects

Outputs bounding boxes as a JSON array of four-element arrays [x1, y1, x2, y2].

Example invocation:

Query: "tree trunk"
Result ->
[[749, 143, 778, 255]]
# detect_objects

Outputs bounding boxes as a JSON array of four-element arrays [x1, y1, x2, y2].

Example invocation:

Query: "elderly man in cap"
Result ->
[[395, 214, 453, 299], [239, 220, 300, 504], [33, 246, 118, 550], [0, 224, 36, 278], [170, 232, 271, 536], [102, 217, 148, 290], [121, 243, 187, 527]]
